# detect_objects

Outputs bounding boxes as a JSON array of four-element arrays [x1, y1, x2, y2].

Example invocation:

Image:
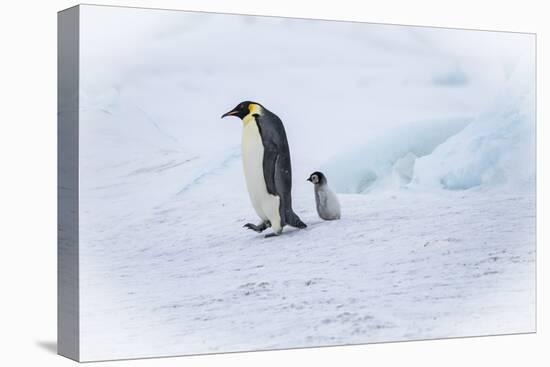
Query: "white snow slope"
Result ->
[[76, 5, 536, 361]]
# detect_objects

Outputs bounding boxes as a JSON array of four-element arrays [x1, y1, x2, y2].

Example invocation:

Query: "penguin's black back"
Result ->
[[254, 108, 306, 228]]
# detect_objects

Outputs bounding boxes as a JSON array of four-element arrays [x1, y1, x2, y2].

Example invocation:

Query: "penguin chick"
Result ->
[[307, 171, 341, 220]]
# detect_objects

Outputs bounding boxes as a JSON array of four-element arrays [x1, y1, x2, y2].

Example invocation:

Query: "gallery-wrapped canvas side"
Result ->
[[58, 5, 80, 362]]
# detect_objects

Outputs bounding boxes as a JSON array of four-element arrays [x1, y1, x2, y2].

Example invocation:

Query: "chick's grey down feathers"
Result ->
[[309, 172, 341, 221]]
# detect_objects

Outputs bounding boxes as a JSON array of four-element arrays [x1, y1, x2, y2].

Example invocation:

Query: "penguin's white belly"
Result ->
[[241, 120, 281, 229]]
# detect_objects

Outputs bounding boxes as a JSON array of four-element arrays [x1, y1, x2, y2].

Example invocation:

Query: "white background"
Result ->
[[0, 0, 546, 366]]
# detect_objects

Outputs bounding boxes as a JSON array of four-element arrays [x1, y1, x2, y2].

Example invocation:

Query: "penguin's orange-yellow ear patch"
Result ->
[[248, 103, 260, 115], [243, 103, 261, 126]]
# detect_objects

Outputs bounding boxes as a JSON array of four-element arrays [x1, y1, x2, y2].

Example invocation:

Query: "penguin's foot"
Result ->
[[243, 221, 270, 233], [264, 225, 283, 238]]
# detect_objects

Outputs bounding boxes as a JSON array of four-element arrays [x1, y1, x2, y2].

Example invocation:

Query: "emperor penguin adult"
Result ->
[[222, 101, 307, 237]]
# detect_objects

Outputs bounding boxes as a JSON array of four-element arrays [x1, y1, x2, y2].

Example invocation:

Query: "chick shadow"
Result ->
[[36, 340, 57, 354]]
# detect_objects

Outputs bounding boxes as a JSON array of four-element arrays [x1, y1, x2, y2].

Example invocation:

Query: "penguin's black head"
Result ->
[[221, 101, 262, 120], [307, 171, 327, 185]]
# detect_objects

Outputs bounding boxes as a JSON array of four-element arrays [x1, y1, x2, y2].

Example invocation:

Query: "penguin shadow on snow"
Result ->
[[252, 219, 331, 241]]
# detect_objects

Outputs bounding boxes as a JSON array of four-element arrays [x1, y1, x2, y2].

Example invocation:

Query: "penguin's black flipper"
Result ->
[[262, 149, 279, 197]]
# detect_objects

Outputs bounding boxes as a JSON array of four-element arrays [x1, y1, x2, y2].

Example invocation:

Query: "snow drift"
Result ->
[[412, 78, 535, 191], [322, 117, 472, 193], [323, 61, 535, 193]]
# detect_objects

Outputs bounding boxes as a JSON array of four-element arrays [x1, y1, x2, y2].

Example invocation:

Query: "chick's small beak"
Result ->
[[221, 110, 238, 119], [307, 177, 312, 182]]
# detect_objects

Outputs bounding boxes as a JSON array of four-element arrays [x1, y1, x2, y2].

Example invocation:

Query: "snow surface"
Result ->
[[76, 5, 536, 361], [79, 175, 536, 360]]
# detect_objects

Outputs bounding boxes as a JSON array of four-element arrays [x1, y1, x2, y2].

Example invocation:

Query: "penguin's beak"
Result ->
[[307, 177, 312, 182], [221, 109, 239, 119]]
